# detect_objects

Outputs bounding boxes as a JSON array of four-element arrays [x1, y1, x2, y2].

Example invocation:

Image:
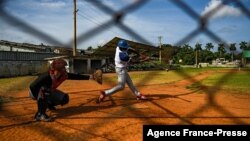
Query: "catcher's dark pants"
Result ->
[[29, 88, 69, 115]]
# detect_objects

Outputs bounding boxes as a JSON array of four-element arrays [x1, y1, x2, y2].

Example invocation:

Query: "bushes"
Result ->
[[102, 61, 181, 72], [129, 61, 167, 71]]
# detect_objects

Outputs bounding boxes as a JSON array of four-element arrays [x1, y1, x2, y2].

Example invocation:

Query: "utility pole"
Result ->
[[158, 36, 162, 63], [73, 0, 77, 56]]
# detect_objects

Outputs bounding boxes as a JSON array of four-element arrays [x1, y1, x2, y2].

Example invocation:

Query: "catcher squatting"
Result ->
[[29, 39, 149, 122], [29, 58, 103, 122]]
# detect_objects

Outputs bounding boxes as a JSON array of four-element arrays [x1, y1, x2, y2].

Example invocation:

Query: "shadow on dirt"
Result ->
[[0, 121, 36, 132], [0, 96, 2, 111], [53, 90, 199, 120]]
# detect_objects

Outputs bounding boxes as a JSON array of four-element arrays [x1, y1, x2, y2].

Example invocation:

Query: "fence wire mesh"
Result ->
[[0, 0, 250, 138]]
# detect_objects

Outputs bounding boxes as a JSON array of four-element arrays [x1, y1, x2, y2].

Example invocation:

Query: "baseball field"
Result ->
[[0, 68, 250, 140]]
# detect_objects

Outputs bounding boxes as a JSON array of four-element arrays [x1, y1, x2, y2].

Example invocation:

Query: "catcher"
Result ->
[[29, 58, 102, 122], [97, 39, 149, 103]]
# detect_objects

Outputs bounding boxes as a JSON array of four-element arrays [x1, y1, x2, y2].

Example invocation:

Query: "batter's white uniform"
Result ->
[[104, 47, 141, 96]]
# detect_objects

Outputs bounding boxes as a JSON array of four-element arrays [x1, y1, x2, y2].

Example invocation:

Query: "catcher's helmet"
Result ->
[[51, 58, 67, 71], [117, 39, 129, 49]]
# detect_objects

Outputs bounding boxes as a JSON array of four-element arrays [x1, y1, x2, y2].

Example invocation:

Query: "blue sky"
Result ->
[[0, 0, 249, 50]]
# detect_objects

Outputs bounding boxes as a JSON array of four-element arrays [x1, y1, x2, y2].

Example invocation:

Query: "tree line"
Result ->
[[160, 41, 250, 65]]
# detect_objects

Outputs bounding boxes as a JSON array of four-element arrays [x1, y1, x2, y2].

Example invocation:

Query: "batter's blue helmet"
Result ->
[[117, 39, 129, 49]]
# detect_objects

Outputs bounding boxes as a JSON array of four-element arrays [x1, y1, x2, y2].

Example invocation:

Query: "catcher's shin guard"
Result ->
[[35, 99, 52, 122], [50, 90, 69, 106], [37, 98, 47, 114], [60, 93, 69, 106]]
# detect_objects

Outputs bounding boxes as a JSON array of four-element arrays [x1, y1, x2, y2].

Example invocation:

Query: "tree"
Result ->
[[200, 49, 214, 63], [229, 43, 236, 62], [205, 43, 214, 51], [180, 44, 195, 65], [161, 44, 177, 63], [183, 44, 191, 50], [203, 43, 214, 63], [194, 43, 202, 67], [87, 46, 93, 51], [239, 41, 248, 51], [173, 44, 195, 65], [218, 43, 226, 58]]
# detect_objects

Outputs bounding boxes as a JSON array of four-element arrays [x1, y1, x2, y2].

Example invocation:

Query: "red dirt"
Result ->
[[0, 70, 249, 141]]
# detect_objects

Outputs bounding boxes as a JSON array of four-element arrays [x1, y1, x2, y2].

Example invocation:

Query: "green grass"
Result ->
[[104, 68, 208, 86], [201, 71, 250, 94], [0, 76, 36, 106], [0, 76, 36, 104], [186, 70, 250, 94], [0, 76, 36, 94]]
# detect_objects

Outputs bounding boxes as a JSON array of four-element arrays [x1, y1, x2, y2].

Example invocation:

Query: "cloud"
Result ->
[[39, 1, 66, 9], [19, 0, 68, 10], [100, 0, 117, 9], [201, 0, 242, 19], [218, 25, 237, 33], [98, 0, 140, 11], [98, 39, 107, 46]]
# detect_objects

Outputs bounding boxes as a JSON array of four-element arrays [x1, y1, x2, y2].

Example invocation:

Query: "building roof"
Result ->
[[0, 40, 84, 55], [92, 37, 159, 57], [0, 40, 45, 51]]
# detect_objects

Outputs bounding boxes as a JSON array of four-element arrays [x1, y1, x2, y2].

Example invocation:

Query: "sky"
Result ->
[[0, 0, 249, 50]]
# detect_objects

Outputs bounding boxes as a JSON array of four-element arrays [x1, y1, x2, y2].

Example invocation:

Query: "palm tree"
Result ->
[[239, 41, 248, 51], [205, 43, 214, 51], [183, 44, 191, 49], [229, 43, 236, 62], [239, 41, 248, 67], [194, 43, 202, 67], [218, 43, 225, 58], [87, 46, 93, 51]]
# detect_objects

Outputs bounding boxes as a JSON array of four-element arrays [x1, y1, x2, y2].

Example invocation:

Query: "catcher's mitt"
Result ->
[[93, 69, 103, 85]]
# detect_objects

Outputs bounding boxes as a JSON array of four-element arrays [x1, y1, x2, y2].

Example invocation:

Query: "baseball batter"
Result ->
[[97, 39, 147, 103]]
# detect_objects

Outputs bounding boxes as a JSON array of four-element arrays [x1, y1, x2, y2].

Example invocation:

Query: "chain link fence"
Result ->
[[0, 0, 250, 137]]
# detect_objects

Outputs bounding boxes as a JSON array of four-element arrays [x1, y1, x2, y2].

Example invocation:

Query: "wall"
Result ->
[[73, 59, 88, 74], [91, 60, 102, 72], [0, 51, 60, 77], [0, 61, 49, 78]]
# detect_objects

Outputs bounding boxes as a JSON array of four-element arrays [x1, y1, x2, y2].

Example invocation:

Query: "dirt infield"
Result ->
[[0, 70, 250, 141]]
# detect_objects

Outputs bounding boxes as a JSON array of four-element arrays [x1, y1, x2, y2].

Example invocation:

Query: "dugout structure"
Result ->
[[45, 56, 106, 74]]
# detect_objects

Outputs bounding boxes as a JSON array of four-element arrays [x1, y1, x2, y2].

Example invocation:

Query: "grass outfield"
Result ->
[[0, 76, 36, 94], [200, 71, 250, 94], [186, 69, 250, 94], [104, 68, 207, 85], [0, 68, 249, 103], [0, 76, 36, 104]]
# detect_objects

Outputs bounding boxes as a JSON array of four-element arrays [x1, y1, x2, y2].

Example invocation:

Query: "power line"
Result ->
[[78, 10, 106, 24], [78, 0, 107, 22], [77, 12, 120, 36], [82, 4, 107, 23], [77, 12, 103, 27]]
